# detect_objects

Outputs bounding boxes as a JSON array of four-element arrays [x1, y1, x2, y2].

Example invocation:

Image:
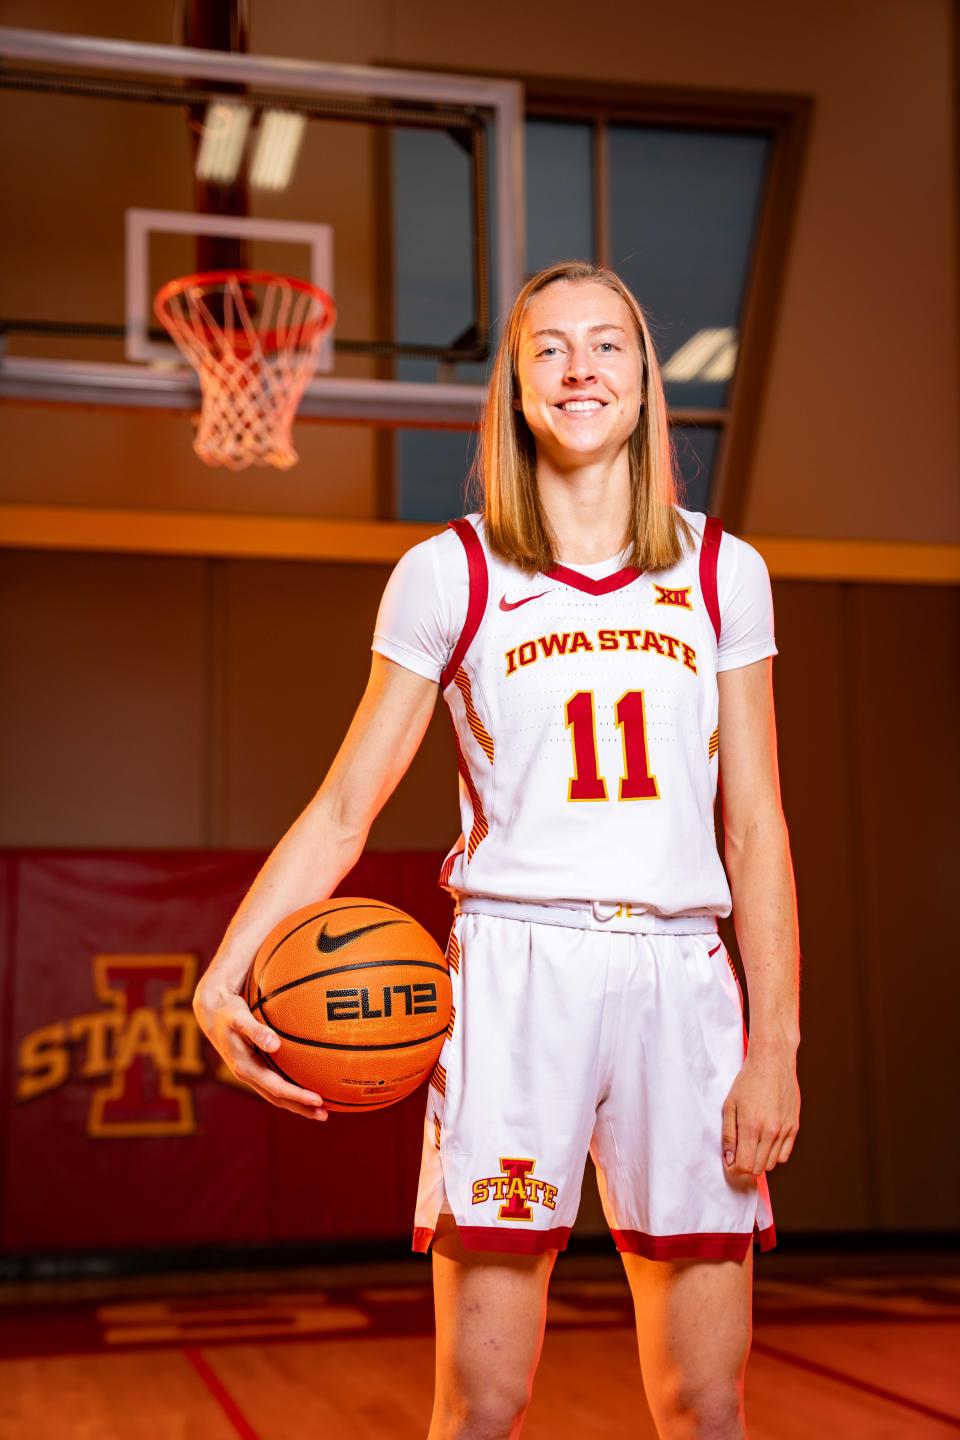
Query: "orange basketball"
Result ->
[[245, 897, 451, 1113]]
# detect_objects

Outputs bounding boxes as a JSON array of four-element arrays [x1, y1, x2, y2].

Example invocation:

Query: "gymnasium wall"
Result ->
[[1, 552, 958, 1245], [0, 0, 957, 1251], [0, 0, 957, 541]]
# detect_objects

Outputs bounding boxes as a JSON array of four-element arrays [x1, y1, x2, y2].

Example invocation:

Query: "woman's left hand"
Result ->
[[721, 1048, 801, 1176]]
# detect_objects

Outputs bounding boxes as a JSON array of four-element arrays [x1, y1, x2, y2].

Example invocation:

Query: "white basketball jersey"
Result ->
[[437, 511, 732, 919]]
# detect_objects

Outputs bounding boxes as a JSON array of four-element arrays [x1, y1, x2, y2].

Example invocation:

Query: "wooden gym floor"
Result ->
[[0, 1248, 957, 1438]]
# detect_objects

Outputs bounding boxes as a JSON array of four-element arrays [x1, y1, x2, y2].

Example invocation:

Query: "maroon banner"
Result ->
[[0, 850, 453, 1255]]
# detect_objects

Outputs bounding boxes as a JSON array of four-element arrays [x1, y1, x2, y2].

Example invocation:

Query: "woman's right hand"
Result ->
[[189, 654, 439, 1126], [193, 977, 329, 1121]]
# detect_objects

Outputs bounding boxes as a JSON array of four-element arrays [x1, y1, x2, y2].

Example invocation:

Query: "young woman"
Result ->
[[195, 260, 801, 1440]]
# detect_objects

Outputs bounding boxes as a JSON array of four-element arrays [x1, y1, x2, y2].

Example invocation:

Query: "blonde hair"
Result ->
[[470, 260, 692, 574]]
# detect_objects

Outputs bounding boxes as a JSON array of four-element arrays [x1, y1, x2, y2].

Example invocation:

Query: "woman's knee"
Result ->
[[433, 1372, 533, 1440], [649, 1374, 745, 1439], [430, 1216, 554, 1437]]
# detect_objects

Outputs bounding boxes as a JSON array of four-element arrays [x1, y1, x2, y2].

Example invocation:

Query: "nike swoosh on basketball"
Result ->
[[499, 591, 549, 611], [316, 919, 403, 953]]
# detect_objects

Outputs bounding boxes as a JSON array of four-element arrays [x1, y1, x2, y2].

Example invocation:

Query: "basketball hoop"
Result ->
[[154, 269, 335, 471]]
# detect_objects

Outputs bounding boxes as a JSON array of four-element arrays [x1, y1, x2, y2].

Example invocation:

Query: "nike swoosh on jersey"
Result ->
[[316, 918, 404, 953], [499, 591, 549, 611]]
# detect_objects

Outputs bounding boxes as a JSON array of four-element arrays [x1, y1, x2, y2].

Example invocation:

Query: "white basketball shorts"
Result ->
[[413, 904, 776, 1261]]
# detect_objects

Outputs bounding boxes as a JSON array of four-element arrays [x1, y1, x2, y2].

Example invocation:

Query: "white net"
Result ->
[[154, 271, 335, 471]]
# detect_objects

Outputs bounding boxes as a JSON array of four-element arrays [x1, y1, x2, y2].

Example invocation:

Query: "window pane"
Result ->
[[672, 424, 720, 513], [396, 117, 588, 522], [608, 126, 770, 409], [392, 126, 490, 519], [393, 128, 477, 358], [392, 122, 764, 520], [525, 120, 594, 274], [396, 430, 477, 522]]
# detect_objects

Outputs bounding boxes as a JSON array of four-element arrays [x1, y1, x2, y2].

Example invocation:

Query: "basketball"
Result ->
[[245, 898, 451, 1113]]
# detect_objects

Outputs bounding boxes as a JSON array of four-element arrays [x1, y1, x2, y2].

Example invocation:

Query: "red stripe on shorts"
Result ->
[[612, 1223, 777, 1261], [457, 1226, 572, 1254], [412, 1225, 572, 1255]]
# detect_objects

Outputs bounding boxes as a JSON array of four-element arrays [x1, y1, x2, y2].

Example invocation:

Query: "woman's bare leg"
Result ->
[[622, 1247, 754, 1440], [428, 1214, 558, 1440]]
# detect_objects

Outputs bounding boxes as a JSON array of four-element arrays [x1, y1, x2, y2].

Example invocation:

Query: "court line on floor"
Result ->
[[752, 1340, 960, 1428], [183, 1347, 262, 1440]]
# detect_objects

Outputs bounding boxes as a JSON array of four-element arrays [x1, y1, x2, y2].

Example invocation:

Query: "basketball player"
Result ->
[[195, 260, 801, 1440]]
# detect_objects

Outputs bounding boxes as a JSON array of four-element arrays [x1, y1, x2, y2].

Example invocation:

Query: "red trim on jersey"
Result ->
[[440, 518, 489, 691], [454, 734, 490, 858], [699, 515, 723, 644], [611, 1221, 776, 1261], [453, 665, 495, 762], [412, 1224, 572, 1255], [438, 836, 465, 890], [543, 563, 643, 596]]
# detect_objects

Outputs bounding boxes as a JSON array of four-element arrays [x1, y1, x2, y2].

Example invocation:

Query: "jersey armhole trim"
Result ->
[[440, 517, 489, 690], [699, 515, 723, 645]]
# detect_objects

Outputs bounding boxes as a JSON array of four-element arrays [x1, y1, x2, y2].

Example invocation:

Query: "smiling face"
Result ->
[[514, 279, 645, 467]]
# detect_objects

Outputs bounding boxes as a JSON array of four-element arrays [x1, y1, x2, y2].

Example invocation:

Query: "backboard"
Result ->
[[0, 26, 524, 429]]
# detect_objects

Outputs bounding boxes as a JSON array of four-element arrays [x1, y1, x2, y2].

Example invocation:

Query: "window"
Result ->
[[388, 81, 803, 526]]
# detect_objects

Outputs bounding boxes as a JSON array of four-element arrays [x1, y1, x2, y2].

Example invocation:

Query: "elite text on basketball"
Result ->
[[325, 982, 437, 1022]]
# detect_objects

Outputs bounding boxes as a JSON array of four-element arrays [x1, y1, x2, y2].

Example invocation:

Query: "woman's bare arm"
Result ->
[[193, 653, 440, 1120], [716, 657, 801, 1176]]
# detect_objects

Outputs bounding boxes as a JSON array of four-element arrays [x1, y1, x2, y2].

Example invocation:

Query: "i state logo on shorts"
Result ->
[[471, 1157, 559, 1221]]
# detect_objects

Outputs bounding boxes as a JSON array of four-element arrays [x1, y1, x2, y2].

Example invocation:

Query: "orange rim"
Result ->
[[154, 269, 336, 355]]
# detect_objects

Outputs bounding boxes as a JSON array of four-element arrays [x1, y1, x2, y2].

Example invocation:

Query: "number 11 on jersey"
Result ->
[[564, 690, 661, 803]]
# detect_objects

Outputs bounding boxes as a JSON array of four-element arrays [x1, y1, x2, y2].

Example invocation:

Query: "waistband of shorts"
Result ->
[[454, 895, 719, 935]]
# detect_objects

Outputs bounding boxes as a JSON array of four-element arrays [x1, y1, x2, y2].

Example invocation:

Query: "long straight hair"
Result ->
[[470, 261, 692, 574]]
